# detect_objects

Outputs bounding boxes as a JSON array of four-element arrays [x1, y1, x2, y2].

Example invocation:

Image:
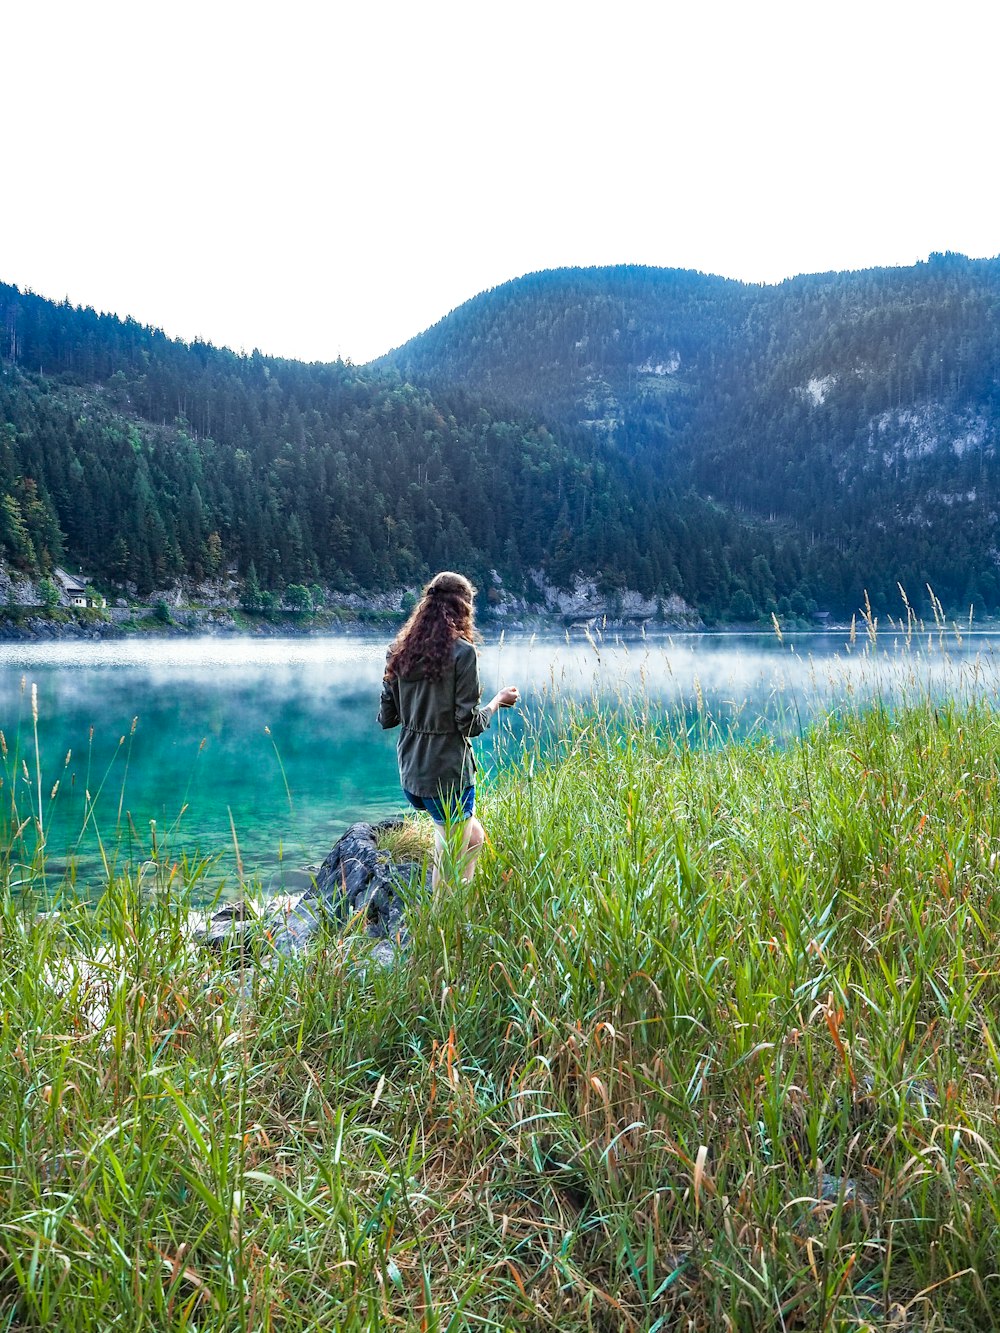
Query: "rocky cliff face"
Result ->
[[0, 562, 700, 637], [486, 571, 700, 627], [0, 568, 37, 607]]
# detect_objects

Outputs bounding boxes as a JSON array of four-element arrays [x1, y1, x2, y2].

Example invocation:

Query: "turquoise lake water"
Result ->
[[2, 626, 999, 900]]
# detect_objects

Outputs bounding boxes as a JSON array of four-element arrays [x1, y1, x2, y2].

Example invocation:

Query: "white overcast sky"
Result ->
[[3, 0, 998, 364]]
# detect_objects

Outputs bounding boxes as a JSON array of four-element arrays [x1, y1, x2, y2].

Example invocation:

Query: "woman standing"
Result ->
[[378, 571, 519, 888]]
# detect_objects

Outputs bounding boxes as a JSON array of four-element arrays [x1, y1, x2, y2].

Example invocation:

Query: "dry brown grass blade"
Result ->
[[155, 1243, 219, 1312]]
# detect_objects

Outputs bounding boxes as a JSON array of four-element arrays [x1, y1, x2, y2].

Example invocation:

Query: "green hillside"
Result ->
[[4, 256, 999, 623], [1, 282, 808, 617], [383, 255, 1000, 613], [381, 265, 741, 450]]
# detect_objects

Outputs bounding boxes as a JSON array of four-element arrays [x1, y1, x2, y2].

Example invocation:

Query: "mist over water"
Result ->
[[2, 628, 999, 900]]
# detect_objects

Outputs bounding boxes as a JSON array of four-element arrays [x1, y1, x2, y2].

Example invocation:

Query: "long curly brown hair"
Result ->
[[385, 571, 478, 682]]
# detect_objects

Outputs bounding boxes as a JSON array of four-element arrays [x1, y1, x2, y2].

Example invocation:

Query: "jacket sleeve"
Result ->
[[454, 643, 492, 738], [378, 670, 400, 730]]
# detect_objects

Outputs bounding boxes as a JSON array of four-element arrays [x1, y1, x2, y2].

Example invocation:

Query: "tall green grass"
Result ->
[[2, 651, 1000, 1328]]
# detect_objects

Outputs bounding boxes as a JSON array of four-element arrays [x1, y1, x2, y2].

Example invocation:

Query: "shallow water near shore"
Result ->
[[2, 625, 999, 900]]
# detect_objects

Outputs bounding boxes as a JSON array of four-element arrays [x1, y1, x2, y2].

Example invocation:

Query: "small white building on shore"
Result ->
[[53, 567, 106, 609]]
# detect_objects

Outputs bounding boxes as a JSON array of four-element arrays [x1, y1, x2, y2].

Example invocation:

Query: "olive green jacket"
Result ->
[[378, 639, 492, 797]]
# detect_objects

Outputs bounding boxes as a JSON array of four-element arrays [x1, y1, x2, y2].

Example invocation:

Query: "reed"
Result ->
[[2, 645, 1000, 1328]]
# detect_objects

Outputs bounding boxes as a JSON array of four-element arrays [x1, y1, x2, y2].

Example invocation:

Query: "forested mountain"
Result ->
[[3, 255, 998, 623], [384, 255, 1000, 614], [382, 266, 740, 451], [1, 280, 814, 618]]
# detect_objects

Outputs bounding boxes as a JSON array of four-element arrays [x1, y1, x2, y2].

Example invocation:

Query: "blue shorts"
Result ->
[[404, 785, 475, 825]]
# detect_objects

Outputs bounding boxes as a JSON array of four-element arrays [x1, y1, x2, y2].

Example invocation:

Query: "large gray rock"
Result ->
[[196, 820, 426, 963]]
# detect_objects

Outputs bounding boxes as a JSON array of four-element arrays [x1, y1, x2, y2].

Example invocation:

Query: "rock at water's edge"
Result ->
[[196, 820, 425, 962]]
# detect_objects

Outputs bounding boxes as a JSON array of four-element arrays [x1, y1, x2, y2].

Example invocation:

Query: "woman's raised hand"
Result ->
[[490, 685, 520, 714]]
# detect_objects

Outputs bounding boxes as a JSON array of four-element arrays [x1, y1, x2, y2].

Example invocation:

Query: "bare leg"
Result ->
[[431, 825, 447, 892], [459, 817, 485, 883], [431, 816, 486, 890]]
